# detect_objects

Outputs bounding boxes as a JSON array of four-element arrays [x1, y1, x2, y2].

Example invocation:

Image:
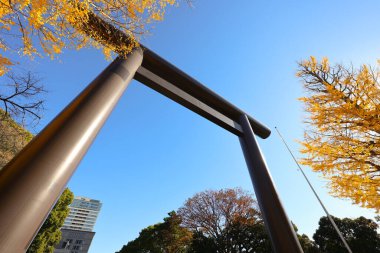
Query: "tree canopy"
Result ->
[[178, 188, 319, 253], [117, 211, 192, 253], [117, 188, 327, 253], [178, 188, 260, 240], [0, 0, 175, 74], [297, 57, 380, 211], [0, 0, 175, 122], [313, 216, 380, 253]]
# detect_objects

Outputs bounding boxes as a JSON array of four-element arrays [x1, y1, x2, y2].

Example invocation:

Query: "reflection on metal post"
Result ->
[[239, 114, 304, 253], [0, 49, 143, 253]]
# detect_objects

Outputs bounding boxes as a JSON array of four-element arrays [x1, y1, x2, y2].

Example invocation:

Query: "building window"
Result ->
[[62, 239, 73, 249]]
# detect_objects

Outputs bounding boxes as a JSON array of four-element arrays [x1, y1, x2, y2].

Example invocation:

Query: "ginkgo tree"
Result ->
[[0, 0, 175, 71], [297, 57, 380, 211], [0, 0, 175, 121]]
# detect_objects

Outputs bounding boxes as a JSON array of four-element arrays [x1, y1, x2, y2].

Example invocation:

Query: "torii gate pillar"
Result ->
[[0, 49, 143, 253]]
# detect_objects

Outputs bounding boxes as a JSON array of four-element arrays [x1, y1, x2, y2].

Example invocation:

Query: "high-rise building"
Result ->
[[63, 197, 102, 232], [54, 196, 102, 253]]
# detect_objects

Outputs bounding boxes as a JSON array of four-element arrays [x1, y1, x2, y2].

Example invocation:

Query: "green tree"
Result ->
[[117, 188, 321, 253], [27, 188, 74, 253], [220, 220, 272, 253], [187, 231, 217, 253], [293, 224, 320, 253], [297, 234, 320, 253], [313, 216, 380, 253], [117, 211, 193, 253], [187, 217, 319, 253]]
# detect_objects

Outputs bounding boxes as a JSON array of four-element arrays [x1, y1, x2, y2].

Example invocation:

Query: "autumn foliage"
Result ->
[[297, 57, 380, 211], [0, 109, 33, 168], [178, 188, 260, 241], [0, 0, 175, 75]]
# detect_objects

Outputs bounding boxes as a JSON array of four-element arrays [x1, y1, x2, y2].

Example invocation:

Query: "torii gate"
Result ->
[[0, 19, 304, 253]]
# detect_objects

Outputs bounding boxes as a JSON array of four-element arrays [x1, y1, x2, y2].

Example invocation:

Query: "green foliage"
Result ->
[[26, 188, 74, 253], [187, 231, 217, 253], [218, 220, 273, 253], [118, 189, 379, 253], [292, 223, 320, 253], [298, 234, 320, 253], [313, 216, 380, 253], [116, 187, 317, 253], [117, 211, 192, 253], [188, 219, 317, 253]]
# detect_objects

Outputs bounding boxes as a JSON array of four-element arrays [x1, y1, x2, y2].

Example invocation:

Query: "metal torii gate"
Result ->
[[0, 47, 304, 253]]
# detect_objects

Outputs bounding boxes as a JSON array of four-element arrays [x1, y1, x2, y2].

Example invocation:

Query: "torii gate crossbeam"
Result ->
[[0, 46, 303, 253]]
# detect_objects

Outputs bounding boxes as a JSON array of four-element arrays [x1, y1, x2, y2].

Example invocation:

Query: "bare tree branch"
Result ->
[[0, 71, 46, 126]]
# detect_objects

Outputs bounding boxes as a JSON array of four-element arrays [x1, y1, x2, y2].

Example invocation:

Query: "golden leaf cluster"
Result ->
[[0, 0, 175, 74], [298, 56, 380, 211]]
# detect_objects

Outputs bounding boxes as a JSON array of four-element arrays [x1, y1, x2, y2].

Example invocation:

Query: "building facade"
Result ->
[[54, 196, 102, 253], [54, 229, 95, 253], [62, 196, 102, 232]]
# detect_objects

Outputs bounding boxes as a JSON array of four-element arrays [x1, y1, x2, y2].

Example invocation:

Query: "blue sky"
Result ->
[[19, 1, 380, 252]]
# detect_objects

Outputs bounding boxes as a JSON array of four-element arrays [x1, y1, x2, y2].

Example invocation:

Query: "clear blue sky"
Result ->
[[21, 1, 379, 252]]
